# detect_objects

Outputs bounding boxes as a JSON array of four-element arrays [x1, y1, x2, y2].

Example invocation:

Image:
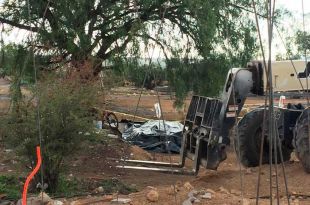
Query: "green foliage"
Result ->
[[0, 175, 20, 200], [103, 57, 167, 89], [54, 176, 81, 197], [0, 0, 258, 73], [0, 44, 50, 83], [1, 76, 99, 193], [167, 56, 231, 106], [295, 30, 310, 56], [0, 0, 261, 104], [0, 43, 51, 110]]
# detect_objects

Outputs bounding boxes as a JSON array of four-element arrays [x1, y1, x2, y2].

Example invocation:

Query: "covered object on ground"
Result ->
[[122, 120, 183, 153]]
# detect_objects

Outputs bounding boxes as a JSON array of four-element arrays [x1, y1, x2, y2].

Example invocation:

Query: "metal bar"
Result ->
[[118, 159, 182, 167], [116, 165, 195, 175], [108, 158, 182, 167]]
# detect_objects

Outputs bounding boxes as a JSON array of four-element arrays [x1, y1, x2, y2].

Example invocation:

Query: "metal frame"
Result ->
[[113, 63, 265, 175]]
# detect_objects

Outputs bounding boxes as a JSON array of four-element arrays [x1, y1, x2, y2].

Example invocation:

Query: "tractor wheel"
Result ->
[[235, 109, 292, 167], [294, 109, 310, 173], [107, 112, 119, 130]]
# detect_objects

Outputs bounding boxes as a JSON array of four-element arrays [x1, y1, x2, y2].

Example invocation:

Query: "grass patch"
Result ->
[[54, 176, 81, 197], [0, 175, 21, 200], [98, 178, 138, 195], [53, 177, 137, 198], [0, 174, 137, 199]]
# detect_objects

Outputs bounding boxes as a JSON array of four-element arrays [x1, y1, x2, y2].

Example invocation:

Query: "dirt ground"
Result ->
[[65, 144, 310, 205], [105, 86, 310, 121], [1, 82, 310, 204], [83, 87, 310, 204]]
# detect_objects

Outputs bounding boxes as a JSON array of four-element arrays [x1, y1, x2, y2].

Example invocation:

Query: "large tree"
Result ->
[[0, 0, 257, 74], [295, 30, 310, 58]]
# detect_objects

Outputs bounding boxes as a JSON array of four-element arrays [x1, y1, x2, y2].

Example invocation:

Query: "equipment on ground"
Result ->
[[116, 61, 310, 174]]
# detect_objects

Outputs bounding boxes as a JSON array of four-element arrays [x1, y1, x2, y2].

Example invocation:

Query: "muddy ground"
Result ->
[[0, 81, 310, 204]]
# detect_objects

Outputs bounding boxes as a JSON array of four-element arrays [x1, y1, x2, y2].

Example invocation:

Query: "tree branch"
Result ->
[[0, 17, 39, 32], [136, 34, 169, 59]]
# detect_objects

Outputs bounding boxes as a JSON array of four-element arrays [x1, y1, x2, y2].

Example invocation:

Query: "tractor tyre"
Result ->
[[107, 112, 119, 130], [235, 109, 292, 167], [294, 109, 310, 173]]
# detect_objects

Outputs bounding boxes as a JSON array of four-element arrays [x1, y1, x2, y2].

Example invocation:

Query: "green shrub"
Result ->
[[0, 175, 20, 200], [1, 77, 99, 193]]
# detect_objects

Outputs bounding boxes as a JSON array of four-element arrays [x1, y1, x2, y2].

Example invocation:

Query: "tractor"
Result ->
[[118, 61, 310, 174]]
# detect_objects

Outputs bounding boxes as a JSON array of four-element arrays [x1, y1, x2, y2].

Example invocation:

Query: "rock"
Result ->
[[245, 168, 253, 175], [243, 198, 251, 205], [219, 187, 230, 194], [97, 186, 104, 193], [188, 190, 199, 198], [182, 199, 192, 205], [16, 197, 41, 205], [93, 186, 104, 194], [0, 194, 7, 199], [47, 201, 64, 205], [16, 193, 52, 205], [201, 192, 212, 199], [147, 186, 156, 190], [206, 189, 216, 195], [175, 181, 182, 191], [230, 189, 241, 195], [184, 196, 200, 203], [193, 198, 201, 203], [0, 201, 11, 205], [290, 152, 300, 162], [111, 198, 132, 204], [38, 192, 52, 204], [184, 182, 194, 190], [290, 191, 297, 195], [70, 196, 113, 205], [167, 185, 177, 195], [146, 190, 159, 202], [175, 181, 183, 187], [107, 134, 118, 139], [293, 199, 299, 205]]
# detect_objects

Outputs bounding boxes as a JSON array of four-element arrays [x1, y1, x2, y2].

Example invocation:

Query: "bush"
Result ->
[[1, 76, 99, 193], [0, 175, 20, 200], [167, 57, 230, 107]]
